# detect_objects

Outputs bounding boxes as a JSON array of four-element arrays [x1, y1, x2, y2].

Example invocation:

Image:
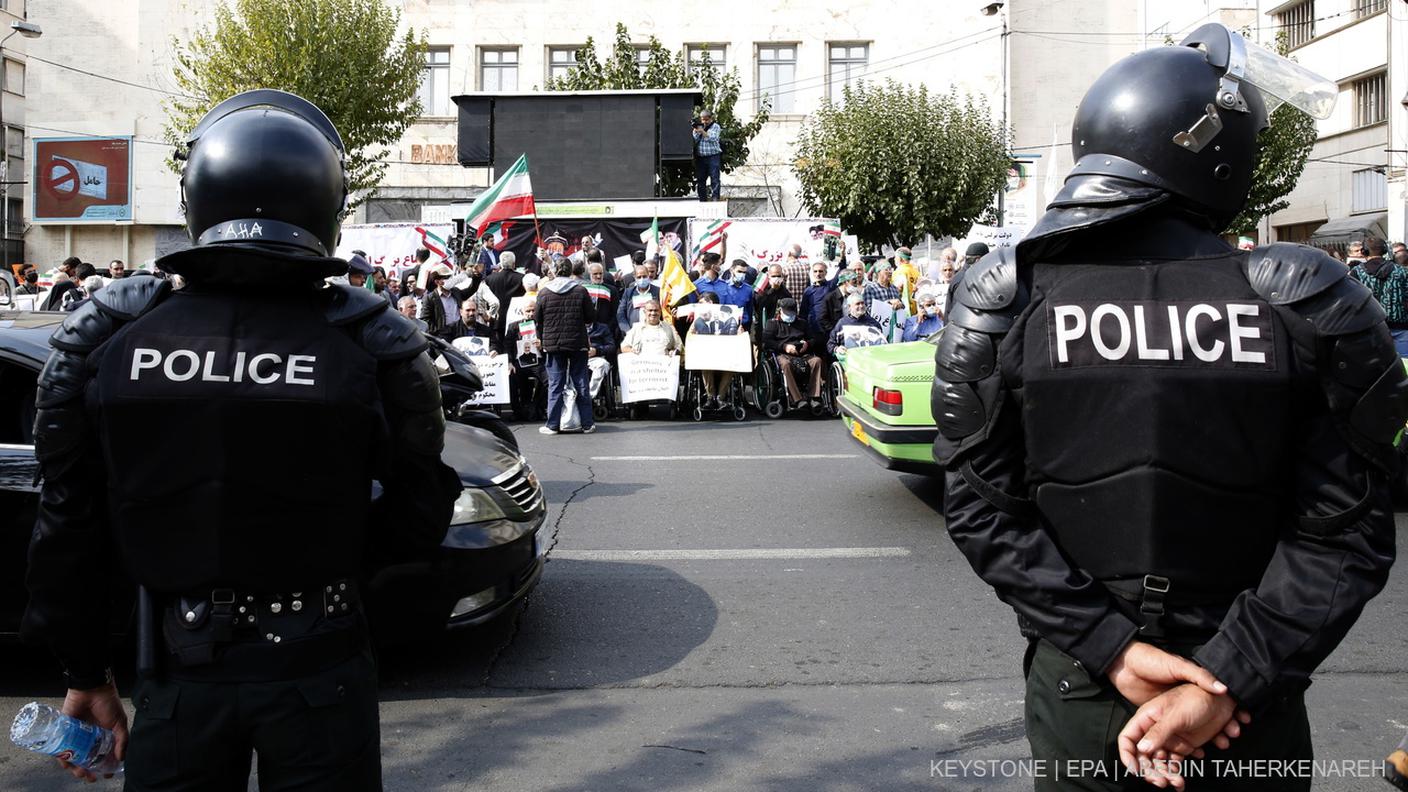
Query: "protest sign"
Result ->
[[868, 301, 910, 343], [685, 332, 753, 373], [452, 336, 491, 357], [505, 295, 533, 325], [335, 223, 454, 282], [619, 353, 680, 403], [463, 355, 510, 405], [841, 325, 889, 349]]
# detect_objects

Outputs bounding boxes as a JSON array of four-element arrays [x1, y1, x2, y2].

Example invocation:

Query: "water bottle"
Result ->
[[9, 702, 121, 775]]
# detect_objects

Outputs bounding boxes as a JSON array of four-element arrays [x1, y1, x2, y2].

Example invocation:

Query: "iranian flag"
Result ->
[[823, 220, 842, 237], [690, 219, 732, 259], [585, 283, 613, 302], [415, 226, 449, 262], [464, 154, 536, 237], [639, 215, 661, 260]]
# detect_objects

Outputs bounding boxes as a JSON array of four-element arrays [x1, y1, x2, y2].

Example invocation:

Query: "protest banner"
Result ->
[[685, 332, 753, 373], [334, 223, 454, 282], [452, 336, 491, 357], [618, 353, 680, 403], [841, 325, 889, 349], [687, 218, 858, 268], [462, 355, 510, 405]]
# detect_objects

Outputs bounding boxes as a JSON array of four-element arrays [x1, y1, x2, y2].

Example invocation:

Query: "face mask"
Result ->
[[638, 278, 652, 290], [781, 313, 797, 324], [732, 273, 746, 285]]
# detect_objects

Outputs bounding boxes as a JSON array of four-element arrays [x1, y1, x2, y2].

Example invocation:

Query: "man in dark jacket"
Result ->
[[755, 263, 793, 342], [481, 250, 525, 340], [442, 301, 501, 352], [504, 300, 545, 421], [585, 257, 620, 329], [536, 258, 596, 434], [762, 297, 822, 408], [1349, 237, 1408, 355], [618, 275, 661, 335]]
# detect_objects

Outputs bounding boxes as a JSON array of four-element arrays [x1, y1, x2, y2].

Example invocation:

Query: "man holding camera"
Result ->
[[692, 109, 722, 202]]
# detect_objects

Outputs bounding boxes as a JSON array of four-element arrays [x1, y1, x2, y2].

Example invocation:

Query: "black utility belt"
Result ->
[[160, 580, 363, 672], [171, 580, 361, 636]]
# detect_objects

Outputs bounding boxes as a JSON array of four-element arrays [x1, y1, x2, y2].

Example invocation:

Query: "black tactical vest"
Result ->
[[1012, 253, 1305, 596], [90, 288, 384, 594]]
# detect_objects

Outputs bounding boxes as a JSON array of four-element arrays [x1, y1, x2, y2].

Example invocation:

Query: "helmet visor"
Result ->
[[1241, 37, 1337, 120]]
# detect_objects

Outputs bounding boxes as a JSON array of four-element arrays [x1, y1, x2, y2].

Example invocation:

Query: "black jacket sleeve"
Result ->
[[943, 398, 1140, 674], [1194, 324, 1400, 710], [23, 380, 115, 686], [367, 351, 462, 559]]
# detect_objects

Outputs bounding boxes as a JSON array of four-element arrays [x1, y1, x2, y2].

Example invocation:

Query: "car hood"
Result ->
[[442, 423, 523, 486]]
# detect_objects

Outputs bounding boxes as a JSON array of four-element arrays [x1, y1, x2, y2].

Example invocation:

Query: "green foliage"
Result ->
[[1225, 33, 1319, 235], [545, 23, 768, 197], [792, 80, 1009, 250], [164, 0, 427, 205]]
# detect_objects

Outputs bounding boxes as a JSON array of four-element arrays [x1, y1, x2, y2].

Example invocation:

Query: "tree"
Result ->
[[1224, 34, 1319, 235], [164, 0, 427, 205], [546, 23, 768, 197], [792, 80, 1009, 250]]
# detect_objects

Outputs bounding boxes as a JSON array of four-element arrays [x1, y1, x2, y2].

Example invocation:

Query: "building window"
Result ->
[[757, 44, 797, 113], [1355, 0, 1387, 19], [1352, 168, 1387, 214], [827, 43, 869, 101], [1353, 71, 1387, 128], [633, 46, 652, 77], [548, 47, 580, 83], [2, 59, 22, 96], [479, 48, 518, 91], [687, 45, 726, 79], [5, 125, 22, 160], [1275, 221, 1321, 245], [419, 47, 451, 116], [1278, 1, 1315, 49]]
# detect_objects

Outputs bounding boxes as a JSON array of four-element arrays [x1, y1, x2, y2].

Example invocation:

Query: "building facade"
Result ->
[[23, 0, 1144, 268], [1, 0, 35, 269]]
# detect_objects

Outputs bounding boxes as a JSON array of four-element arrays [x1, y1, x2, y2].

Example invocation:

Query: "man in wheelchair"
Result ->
[[762, 298, 825, 411]]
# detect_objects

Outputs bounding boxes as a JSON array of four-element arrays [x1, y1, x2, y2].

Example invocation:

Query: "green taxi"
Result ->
[[836, 333, 941, 474]]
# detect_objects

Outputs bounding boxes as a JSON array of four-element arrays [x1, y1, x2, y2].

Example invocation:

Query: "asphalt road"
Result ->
[[2, 417, 1406, 791]]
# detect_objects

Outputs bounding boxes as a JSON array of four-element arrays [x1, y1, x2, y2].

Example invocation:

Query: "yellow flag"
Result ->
[[658, 246, 696, 322]]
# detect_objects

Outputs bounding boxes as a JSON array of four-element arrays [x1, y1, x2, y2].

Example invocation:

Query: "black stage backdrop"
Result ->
[[492, 218, 688, 273]]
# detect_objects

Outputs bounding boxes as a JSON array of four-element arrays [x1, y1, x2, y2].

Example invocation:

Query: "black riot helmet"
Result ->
[[175, 89, 347, 276], [1069, 25, 1276, 229]]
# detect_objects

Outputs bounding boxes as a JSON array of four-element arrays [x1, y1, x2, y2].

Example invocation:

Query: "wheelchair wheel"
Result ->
[[764, 400, 784, 419], [732, 405, 747, 422], [692, 404, 705, 422], [592, 402, 608, 422]]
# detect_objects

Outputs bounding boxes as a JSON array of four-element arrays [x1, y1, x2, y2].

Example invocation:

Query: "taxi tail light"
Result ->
[[873, 387, 902, 415]]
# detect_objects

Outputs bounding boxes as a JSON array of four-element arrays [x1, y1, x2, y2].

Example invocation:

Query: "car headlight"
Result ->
[[452, 488, 507, 524]]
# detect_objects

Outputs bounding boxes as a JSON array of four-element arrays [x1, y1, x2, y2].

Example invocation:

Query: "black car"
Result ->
[[0, 310, 545, 644]]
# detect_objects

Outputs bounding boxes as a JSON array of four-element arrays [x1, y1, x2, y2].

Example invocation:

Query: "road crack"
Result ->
[[644, 744, 708, 755], [479, 450, 596, 687]]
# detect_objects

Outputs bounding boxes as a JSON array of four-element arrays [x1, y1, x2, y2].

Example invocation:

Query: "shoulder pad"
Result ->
[[380, 352, 443, 413], [50, 299, 116, 353], [1243, 243, 1346, 305], [358, 305, 428, 360], [934, 325, 997, 383], [323, 283, 389, 326], [89, 275, 170, 321], [1285, 275, 1384, 337], [35, 349, 89, 409], [954, 248, 1020, 310]]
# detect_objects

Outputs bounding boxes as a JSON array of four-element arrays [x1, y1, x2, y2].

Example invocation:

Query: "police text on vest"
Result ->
[[1047, 300, 1276, 370], [129, 348, 318, 386]]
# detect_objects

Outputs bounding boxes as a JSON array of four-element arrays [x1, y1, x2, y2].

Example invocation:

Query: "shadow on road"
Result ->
[[380, 559, 719, 697]]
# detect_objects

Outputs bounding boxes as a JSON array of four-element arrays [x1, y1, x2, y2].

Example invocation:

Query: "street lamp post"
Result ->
[[0, 20, 41, 278], [981, 2, 1008, 228]]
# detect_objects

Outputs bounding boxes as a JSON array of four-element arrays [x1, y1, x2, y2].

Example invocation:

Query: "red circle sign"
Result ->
[[44, 159, 80, 202]]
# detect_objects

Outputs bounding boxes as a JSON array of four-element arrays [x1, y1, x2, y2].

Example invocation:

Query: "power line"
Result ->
[[25, 54, 194, 99]]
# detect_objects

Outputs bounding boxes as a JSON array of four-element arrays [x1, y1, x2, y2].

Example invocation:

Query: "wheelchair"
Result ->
[[754, 350, 839, 419], [589, 356, 621, 422], [685, 367, 748, 422]]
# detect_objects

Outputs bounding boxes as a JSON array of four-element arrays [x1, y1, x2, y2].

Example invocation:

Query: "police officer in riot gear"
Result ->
[[23, 89, 461, 790], [935, 25, 1405, 790]]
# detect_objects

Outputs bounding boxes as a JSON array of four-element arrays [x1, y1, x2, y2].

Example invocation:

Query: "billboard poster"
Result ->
[[32, 136, 133, 223]]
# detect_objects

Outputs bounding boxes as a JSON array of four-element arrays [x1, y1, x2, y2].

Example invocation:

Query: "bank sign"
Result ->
[[32, 136, 133, 223]]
